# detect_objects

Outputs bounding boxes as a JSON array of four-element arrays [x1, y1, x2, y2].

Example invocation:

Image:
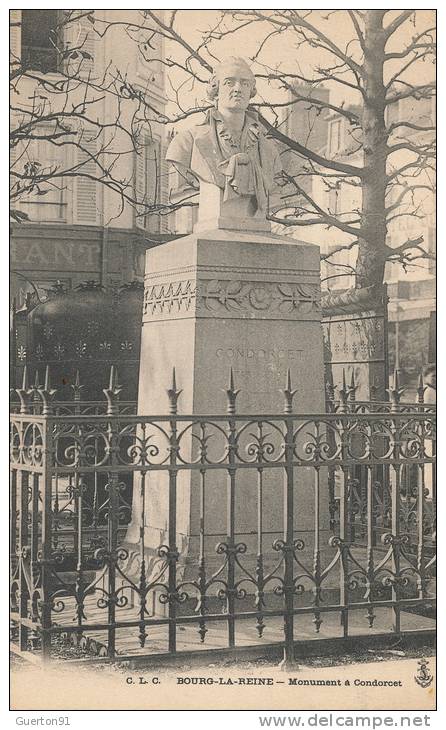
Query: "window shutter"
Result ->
[[146, 139, 159, 206], [64, 10, 95, 78], [134, 135, 160, 231], [10, 140, 19, 214], [135, 143, 146, 200], [159, 143, 169, 232], [135, 140, 146, 229], [75, 137, 98, 223], [78, 11, 95, 79], [10, 10, 21, 64]]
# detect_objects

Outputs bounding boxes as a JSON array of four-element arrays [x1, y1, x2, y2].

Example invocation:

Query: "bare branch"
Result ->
[[347, 11, 366, 52], [258, 113, 363, 178], [383, 11, 415, 39]]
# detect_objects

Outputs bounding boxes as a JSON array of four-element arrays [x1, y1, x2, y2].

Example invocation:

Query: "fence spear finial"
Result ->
[[16, 365, 32, 414], [417, 369, 426, 404], [109, 364, 116, 390], [393, 367, 399, 392], [389, 367, 402, 410], [70, 369, 84, 405], [349, 370, 357, 402], [33, 369, 41, 391], [229, 365, 235, 393], [223, 367, 240, 416], [167, 367, 182, 415], [44, 365, 50, 391], [339, 368, 349, 412], [38, 365, 57, 415], [103, 364, 122, 415], [21, 364, 28, 391], [282, 368, 297, 414]]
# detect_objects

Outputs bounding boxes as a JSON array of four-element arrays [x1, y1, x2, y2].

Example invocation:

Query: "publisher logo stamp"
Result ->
[[414, 659, 433, 688]]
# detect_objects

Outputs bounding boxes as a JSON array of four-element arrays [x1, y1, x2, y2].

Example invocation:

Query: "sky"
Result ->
[[158, 9, 436, 120]]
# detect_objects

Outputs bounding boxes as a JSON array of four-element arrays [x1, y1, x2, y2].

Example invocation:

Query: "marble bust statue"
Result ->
[[166, 57, 283, 231]]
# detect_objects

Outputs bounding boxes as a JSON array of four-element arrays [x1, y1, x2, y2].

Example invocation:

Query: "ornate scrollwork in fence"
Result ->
[[10, 366, 436, 664]]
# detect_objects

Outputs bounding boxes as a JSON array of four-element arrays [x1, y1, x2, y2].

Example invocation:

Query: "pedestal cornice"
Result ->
[[143, 229, 322, 322]]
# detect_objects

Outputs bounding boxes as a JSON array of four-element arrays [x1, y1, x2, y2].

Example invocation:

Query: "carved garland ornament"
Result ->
[[144, 279, 320, 317], [202, 279, 320, 314]]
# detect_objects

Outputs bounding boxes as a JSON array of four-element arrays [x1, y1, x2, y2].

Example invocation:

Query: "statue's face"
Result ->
[[216, 63, 254, 111]]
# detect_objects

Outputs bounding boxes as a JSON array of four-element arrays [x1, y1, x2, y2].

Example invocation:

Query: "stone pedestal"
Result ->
[[125, 228, 329, 586], [194, 182, 271, 233]]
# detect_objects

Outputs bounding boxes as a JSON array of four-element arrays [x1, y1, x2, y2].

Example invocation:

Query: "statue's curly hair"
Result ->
[[206, 57, 257, 102]]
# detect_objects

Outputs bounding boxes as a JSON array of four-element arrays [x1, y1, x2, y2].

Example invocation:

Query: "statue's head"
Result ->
[[207, 57, 257, 111]]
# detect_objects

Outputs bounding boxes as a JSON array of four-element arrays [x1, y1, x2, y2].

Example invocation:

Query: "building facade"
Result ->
[[10, 9, 171, 306], [280, 86, 436, 379]]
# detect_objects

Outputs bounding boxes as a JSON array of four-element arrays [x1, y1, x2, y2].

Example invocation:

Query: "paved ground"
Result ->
[[52, 590, 435, 658]]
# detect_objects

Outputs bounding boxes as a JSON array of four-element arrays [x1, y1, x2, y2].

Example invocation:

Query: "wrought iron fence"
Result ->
[[10, 366, 436, 666], [10, 366, 137, 416]]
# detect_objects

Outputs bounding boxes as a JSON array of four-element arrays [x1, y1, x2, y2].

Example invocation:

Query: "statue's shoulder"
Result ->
[[171, 119, 212, 145], [172, 127, 195, 144], [166, 118, 214, 170], [166, 126, 197, 163], [190, 118, 214, 140]]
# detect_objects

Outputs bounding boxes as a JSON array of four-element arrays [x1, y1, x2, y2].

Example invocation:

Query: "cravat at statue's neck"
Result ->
[[216, 108, 246, 136]]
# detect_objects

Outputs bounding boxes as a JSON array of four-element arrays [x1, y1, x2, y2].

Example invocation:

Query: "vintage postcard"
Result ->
[[9, 7, 436, 717]]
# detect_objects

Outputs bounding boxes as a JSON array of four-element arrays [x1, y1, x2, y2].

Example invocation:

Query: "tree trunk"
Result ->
[[355, 10, 388, 289]]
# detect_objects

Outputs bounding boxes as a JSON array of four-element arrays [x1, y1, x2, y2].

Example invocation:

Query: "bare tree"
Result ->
[[10, 10, 183, 227], [11, 10, 436, 303], [97, 9, 435, 300], [244, 9, 436, 298]]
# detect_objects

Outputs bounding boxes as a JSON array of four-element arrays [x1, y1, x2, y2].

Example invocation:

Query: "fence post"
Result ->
[[366, 467, 376, 627], [280, 369, 297, 670], [10, 468, 17, 580], [40, 411, 54, 661], [338, 370, 350, 638], [165, 368, 182, 653], [389, 369, 402, 635], [18, 468, 30, 652], [223, 368, 240, 648], [15, 372, 32, 653], [103, 365, 122, 658]]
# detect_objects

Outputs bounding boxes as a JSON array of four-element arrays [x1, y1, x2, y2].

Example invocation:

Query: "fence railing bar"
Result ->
[[281, 369, 297, 669], [14, 594, 437, 636], [10, 375, 436, 664], [18, 470, 29, 652]]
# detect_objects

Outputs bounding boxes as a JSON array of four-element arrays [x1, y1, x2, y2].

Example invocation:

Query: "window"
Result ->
[[14, 124, 67, 223], [329, 119, 342, 154], [328, 188, 339, 215], [21, 10, 60, 73], [137, 32, 164, 90], [135, 136, 161, 232], [385, 99, 400, 128], [427, 226, 436, 276]]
